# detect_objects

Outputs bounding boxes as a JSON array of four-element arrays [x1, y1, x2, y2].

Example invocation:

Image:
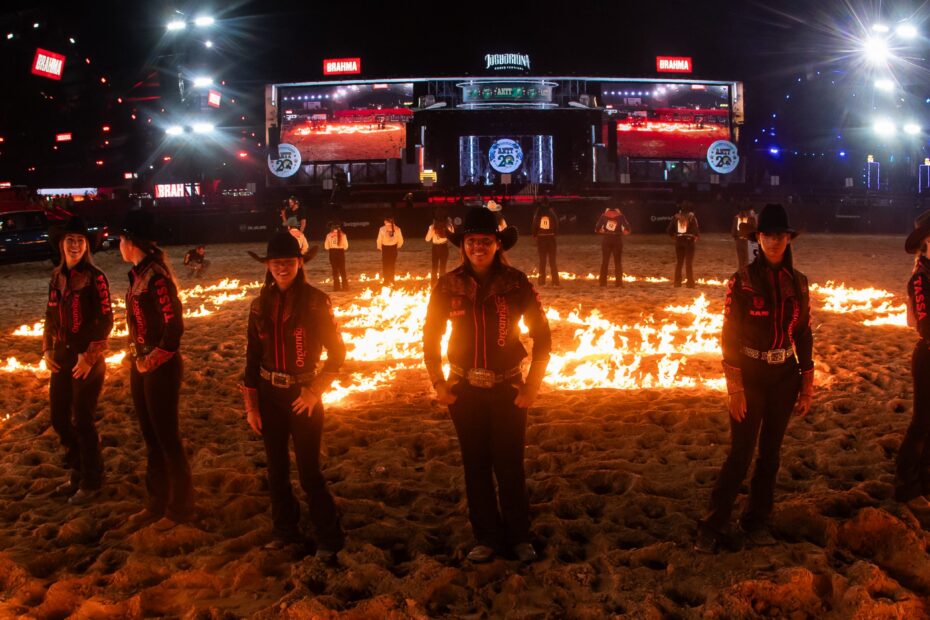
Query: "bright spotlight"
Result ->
[[873, 119, 897, 136], [896, 23, 918, 39], [872, 24, 890, 33], [204, 40, 213, 48], [863, 37, 890, 64], [904, 123, 922, 135], [192, 76, 213, 87], [166, 20, 186, 31], [192, 123, 214, 134], [193, 16, 215, 27], [874, 79, 894, 91], [165, 126, 184, 136]]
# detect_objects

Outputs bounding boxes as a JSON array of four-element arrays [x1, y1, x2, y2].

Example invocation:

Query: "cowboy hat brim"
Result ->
[[750, 228, 799, 242], [448, 226, 518, 252], [48, 224, 105, 253], [247, 245, 319, 264], [905, 223, 930, 254]]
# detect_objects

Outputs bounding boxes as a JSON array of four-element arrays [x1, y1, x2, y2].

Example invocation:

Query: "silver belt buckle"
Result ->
[[766, 350, 786, 364], [270, 371, 290, 387], [466, 368, 497, 389]]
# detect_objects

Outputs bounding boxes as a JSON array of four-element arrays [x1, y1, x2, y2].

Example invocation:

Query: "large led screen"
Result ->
[[602, 82, 731, 159], [458, 135, 554, 186], [280, 83, 414, 162]]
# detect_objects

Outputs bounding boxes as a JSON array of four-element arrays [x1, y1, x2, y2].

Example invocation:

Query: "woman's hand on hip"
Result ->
[[292, 387, 320, 416]]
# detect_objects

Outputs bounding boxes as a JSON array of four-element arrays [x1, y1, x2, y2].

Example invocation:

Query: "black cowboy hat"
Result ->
[[905, 210, 930, 254], [119, 209, 166, 243], [752, 203, 798, 240], [49, 216, 103, 252], [247, 231, 319, 263], [447, 207, 518, 251]]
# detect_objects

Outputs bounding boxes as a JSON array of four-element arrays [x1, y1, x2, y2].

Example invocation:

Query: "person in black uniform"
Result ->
[[423, 207, 551, 564], [595, 207, 631, 287], [119, 210, 194, 530], [667, 201, 700, 288], [425, 216, 452, 283], [240, 233, 346, 558], [696, 204, 814, 552], [895, 211, 930, 510], [532, 199, 560, 286], [44, 217, 113, 504], [731, 205, 758, 269]]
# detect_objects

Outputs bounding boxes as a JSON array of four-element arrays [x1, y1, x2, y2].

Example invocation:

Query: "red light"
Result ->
[[55, 132, 72, 142], [237, 151, 248, 158], [100, 77, 107, 84], [85, 57, 90, 64], [95, 160, 104, 166], [123, 172, 133, 179], [104, 140, 109, 145], [117, 97, 123, 104], [162, 156, 172, 162], [102, 125, 110, 132], [131, 114, 136, 120], [0, 137, 5, 142]]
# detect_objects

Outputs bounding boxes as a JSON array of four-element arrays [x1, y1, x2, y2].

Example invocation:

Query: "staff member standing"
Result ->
[[324, 221, 349, 292], [595, 207, 631, 287], [376, 216, 404, 285], [895, 211, 930, 510], [119, 210, 194, 529], [697, 204, 814, 552], [423, 207, 551, 564], [667, 202, 700, 288], [44, 217, 113, 504], [532, 200, 560, 287], [425, 216, 451, 283], [732, 205, 758, 269], [240, 233, 346, 558]]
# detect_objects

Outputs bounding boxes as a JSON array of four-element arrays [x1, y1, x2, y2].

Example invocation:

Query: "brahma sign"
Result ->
[[323, 58, 361, 76], [31, 48, 66, 80], [656, 56, 693, 73]]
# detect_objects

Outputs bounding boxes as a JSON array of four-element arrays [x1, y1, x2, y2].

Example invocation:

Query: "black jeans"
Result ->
[[735, 240, 750, 269], [448, 381, 530, 547], [895, 343, 930, 501], [536, 236, 559, 285], [258, 381, 343, 548], [600, 238, 624, 286], [674, 238, 696, 287], [430, 243, 449, 282], [328, 249, 348, 291], [703, 360, 801, 532], [130, 354, 194, 521], [381, 245, 398, 285], [49, 350, 105, 490]]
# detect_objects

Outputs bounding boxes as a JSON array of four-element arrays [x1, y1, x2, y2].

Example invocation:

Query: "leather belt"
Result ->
[[259, 367, 315, 388], [450, 364, 521, 389], [741, 346, 795, 365]]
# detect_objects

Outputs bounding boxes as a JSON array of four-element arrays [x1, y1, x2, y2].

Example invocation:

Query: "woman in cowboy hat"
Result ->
[[697, 203, 815, 552], [423, 207, 551, 564], [895, 211, 930, 510], [424, 214, 452, 283], [324, 221, 349, 292], [376, 216, 404, 285], [44, 217, 113, 504], [240, 232, 346, 559], [119, 210, 194, 529]]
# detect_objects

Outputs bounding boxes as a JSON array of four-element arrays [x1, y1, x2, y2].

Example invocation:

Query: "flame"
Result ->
[[13, 322, 45, 337], [1, 356, 48, 375], [810, 281, 908, 327]]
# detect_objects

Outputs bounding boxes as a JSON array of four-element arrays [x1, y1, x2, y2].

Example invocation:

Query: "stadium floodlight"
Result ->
[[873, 118, 897, 136], [896, 23, 918, 39], [872, 24, 890, 33], [874, 78, 895, 91], [904, 122, 922, 135], [165, 125, 184, 136], [193, 16, 215, 27], [167, 19, 186, 31], [192, 76, 213, 87], [863, 37, 890, 64], [204, 40, 213, 48], [192, 123, 214, 134]]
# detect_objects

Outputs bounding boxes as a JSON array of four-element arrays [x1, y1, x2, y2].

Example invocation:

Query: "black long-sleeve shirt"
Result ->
[[126, 256, 184, 353], [423, 263, 551, 381], [667, 212, 700, 239], [722, 259, 814, 372], [596, 212, 630, 238], [908, 256, 930, 344], [244, 279, 346, 389], [43, 263, 113, 356], [532, 207, 559, 236]]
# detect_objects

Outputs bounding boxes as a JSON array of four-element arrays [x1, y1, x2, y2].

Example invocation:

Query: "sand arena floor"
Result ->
[[0, 233, 926, 618]]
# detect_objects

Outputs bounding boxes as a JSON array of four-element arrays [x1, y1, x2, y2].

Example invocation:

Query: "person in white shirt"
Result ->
[[425, 216, 452, 282], [324, 221, 349, 291], [486, 200, 507, 231], [376, 217, 404, 285]]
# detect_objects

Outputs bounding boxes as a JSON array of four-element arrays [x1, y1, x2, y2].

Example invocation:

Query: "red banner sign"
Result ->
[[32, 48, 66, 80], [656, 56, 693, 73], [323, 57, 361, 75], [0, 182, 11, 189], [207, 89, 221, 108], [55, 133, 72, 142]]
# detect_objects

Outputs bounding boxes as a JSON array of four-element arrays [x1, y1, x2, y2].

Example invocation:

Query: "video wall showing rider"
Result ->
[[602, 82, 731, 159], [279, 83, 414, 162], [458, 135, 553, 185]]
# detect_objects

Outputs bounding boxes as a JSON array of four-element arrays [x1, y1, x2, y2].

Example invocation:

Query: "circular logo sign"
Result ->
[[267, 143, 301, 178], [706, 140, 739, 174], [488, 139, 523, 174]]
